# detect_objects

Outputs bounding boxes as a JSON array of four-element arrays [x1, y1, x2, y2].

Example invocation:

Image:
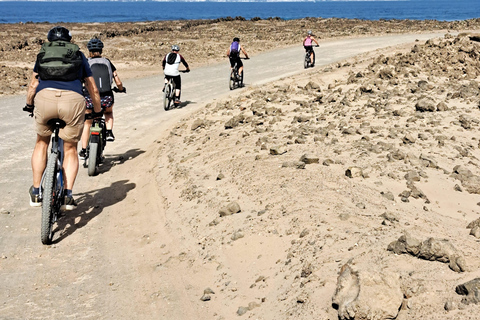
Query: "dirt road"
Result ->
[[0, 33, 446, 319]]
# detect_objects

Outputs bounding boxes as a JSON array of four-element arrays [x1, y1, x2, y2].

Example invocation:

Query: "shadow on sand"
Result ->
[[51, 179, 136, 243]]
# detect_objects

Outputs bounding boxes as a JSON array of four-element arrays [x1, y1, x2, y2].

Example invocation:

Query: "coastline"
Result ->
[[2, 17, 480, 95]]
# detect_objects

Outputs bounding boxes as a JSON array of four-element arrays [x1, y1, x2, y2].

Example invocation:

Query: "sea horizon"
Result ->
[[1, 0, 479, 23]]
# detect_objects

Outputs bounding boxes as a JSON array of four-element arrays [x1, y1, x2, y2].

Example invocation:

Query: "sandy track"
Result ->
[[0, 33, 450, 319]]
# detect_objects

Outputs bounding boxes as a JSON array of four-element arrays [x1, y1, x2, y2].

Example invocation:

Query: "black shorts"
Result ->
[[304, 45, 314, 53], [229, 56, 243, 69], [165, 75, 181, 89]]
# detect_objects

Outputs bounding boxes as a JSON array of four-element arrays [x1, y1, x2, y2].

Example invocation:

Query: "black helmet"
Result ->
[[233, 37, 240, 42], [87, 38, 104, 52], [171, 44, 180, 51], [47, 26, 72, 42]]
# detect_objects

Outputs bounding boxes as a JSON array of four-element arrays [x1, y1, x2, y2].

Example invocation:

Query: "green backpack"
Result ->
[[36, 41, 83, 81]]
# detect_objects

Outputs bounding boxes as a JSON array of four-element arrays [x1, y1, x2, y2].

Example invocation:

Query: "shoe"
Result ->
[[61, 196, 77, 211], [29, 186, 42, 207], [78, 148, 86, 160], [106, 130, 115, 142], [174, 98, 181, 106]]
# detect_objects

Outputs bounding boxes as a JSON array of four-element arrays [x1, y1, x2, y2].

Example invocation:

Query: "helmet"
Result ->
[[233, 37, 240, 42], [307, 30, 312, 35], [171, 45, 180, 51], [47, 26, 72, 42], [87, 38, 104, 52]]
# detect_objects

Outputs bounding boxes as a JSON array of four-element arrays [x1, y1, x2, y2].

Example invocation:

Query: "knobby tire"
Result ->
[[229, 70, 236, 90], [164, 83, 174, 111], [41, 152, 58, 245], [88, 142, 98, 176]]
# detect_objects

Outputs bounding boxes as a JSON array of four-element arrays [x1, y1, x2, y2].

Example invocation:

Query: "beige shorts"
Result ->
[[34, 89, 86, 142]]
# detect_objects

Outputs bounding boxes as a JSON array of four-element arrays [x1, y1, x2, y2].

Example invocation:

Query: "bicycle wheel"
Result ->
[[88, 142, 98, 176], [304, 54, 309, 69], [164, 83, 173, 111], [41, 152, 58, 245], [229, 70, 236, 90]]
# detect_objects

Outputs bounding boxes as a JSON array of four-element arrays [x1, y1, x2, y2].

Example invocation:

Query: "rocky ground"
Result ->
[[154, 32, 480, 319], [2, 17, 480, 95], [3, 18, 480, 319]]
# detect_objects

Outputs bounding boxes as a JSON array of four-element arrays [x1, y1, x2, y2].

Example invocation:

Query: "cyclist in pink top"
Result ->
[[303, 30, 319, 66]]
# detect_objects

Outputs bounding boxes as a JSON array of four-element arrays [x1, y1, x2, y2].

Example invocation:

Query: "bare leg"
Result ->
[[80, 114, 92, 150], [32, 135, 50, 188], [63, 141, 79, 190], [104, 105, 114, 130]]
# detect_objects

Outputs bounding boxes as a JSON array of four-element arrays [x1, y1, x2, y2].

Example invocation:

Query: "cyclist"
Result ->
[[25, 26, 101, 210], [303, 30, 319, 66], [162, 45, 190, 106], [79, 38, 125, 159], [226, 37, 249, 87]]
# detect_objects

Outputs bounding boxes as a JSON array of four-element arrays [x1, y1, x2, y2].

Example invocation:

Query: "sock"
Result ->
[[33, 187, 40, 195], [65, 189, 73, 197]]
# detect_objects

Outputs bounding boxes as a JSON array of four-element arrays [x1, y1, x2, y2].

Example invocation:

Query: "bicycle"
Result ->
[[84, 113, 106, 176], [229, 57, 248, 91], [304, 45, 319, 69], [163, 70, 189, 111]]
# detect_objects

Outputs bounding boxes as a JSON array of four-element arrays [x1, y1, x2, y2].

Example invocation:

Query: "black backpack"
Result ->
[[88, 57, 113, 94], [36, 41, 83, 81]]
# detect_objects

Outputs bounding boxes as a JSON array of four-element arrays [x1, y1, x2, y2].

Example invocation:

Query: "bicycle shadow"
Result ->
[[97, 148, 145, 175], [51, 179, 136, 243], [175, 100, 194, 109]]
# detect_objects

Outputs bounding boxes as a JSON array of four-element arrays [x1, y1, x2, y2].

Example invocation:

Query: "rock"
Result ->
[[237, 306, 249, 316], [219, 201, 241, 217], [191, 119, 206, 130], [225, 114, 246, 129], [281, 161, 306, 169], [270, 146, 287, 155], [332, 264, 403, 320], [231, 230, 244, 241], [299, 153, 319, 164], [345, 167, 363, 178], [0, 208, 9, 215], [405, 171, 420, 182], [216, 172, 225, 180], [388, 234, 466, 272], [381, 191, 395, 201], [415, 98, 436, 112], [456, 278, 480, 304]]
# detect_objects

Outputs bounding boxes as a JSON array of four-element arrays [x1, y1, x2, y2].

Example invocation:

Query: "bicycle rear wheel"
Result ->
[[88, 142, 98, 176], [229, 70, 236, 90], [164, 83, 174, 111], [41, 152, 58, 245], [304, 54, 309, 69]]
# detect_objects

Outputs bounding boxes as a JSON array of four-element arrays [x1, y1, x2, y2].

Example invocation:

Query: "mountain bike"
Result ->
[[39, 119, 66, 244], [84, 115, 107, 176], [229, 57, 249, 90], [163, 70, 189, 111], [304, 45, 319, 69]]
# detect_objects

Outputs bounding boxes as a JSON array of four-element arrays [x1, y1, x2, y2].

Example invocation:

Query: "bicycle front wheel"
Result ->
[[41, 152, 58, 245], [88, 142, 98, 176]]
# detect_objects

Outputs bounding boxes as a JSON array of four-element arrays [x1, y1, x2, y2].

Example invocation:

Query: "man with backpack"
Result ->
[[162, 45, 190, 106], [227, 37, 249, 87], [24, 26, 102, 210], [79, 38, 125, 160]]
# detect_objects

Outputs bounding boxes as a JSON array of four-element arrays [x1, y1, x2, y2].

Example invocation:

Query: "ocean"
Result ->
[[0, 0, 479, 24]]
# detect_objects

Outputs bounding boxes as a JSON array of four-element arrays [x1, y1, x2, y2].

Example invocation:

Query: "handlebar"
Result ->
[[23, 104, 34, 117], [179, 69, 190, 73], [112, 87, 126, 93]]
